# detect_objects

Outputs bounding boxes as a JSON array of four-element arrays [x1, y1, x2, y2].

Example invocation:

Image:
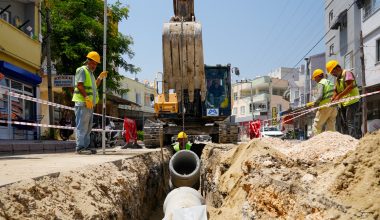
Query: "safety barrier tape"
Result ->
[[249, 89, 380, 125], [2, 89, 124, 121], [0, 119, 124, 133]]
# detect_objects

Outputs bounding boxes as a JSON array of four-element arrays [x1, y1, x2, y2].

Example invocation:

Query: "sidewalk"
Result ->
[[0, 146, 161, 187], [0, 140, 75, 155]]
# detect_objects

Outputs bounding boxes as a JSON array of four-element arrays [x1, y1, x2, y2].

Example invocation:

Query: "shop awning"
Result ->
[[0, 60, 42, 85]]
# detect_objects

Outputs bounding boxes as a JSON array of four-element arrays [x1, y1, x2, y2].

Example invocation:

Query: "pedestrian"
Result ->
[[310, 69, 337, 135], [173, 131, 192, 152], [326, 60, 360, 138], [72, 51, 107, 154]]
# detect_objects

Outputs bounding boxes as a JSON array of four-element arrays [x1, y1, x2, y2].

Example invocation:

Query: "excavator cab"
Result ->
[[204, 65, 232, 118]]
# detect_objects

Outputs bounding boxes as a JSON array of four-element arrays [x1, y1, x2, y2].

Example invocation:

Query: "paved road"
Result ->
[[0, 147, 161, 187]]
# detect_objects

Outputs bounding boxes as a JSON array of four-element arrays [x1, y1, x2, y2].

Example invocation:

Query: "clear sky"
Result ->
[[111, 0, 327, 82]]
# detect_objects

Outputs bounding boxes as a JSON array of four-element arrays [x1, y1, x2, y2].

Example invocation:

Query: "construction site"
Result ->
[[1, 0, 380, 219], [0, 131, 379, 219]]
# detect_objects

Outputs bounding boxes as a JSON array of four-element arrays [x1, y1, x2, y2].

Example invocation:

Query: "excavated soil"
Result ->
[[0, 151, 170, 220], [202, 131, 380, 219]]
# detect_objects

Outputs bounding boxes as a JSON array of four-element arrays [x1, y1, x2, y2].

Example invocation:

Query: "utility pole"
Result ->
[[101, 0, 108, 154], [45, 2, 54, 139], [360, 31, 367, 135]]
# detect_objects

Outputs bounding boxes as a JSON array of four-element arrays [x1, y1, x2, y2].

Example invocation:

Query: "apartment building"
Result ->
[[361, 0, 380, 130], [0, 0, 42, 140], [231, 76, 289, 128]]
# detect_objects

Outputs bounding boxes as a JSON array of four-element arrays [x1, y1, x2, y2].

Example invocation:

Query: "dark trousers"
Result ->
[[339, 101, 360, 138]]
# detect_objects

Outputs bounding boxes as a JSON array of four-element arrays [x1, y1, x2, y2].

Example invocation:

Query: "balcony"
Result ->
[[0, 18, 41, 71]]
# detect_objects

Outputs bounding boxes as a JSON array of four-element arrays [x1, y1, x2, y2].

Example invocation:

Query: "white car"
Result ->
[[261, 126, 284, 138]]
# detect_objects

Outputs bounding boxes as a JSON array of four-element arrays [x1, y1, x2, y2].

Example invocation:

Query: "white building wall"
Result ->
[[362, 4, 380, 87], [325, 0, 362, 86]]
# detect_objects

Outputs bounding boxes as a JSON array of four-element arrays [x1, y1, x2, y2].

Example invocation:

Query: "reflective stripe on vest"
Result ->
[[336, 70, 359, 107], [173, 142, 192, 152], [72, 66, 99, 104], [318, 78, 334, 106]]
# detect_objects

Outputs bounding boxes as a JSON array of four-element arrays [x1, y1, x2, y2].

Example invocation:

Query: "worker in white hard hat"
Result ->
[[173, 131, 192, 152], [310, 69, 337, 135]]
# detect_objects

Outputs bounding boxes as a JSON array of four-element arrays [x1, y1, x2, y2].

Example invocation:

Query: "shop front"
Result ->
[[0, 61, 42, 140]]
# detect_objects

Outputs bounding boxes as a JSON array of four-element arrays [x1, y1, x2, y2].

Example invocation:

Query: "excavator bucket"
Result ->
[[162, 21, 206, 103]]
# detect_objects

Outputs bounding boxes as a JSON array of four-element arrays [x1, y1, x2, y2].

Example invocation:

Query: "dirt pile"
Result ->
[[273, 131, 359, 163], [202, 131, 380, 219], [0, 151, 170, 220]]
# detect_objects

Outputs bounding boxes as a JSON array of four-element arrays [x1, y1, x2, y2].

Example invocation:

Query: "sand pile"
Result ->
[[0, 152, 169, 220], [202, 130, 380, 219], [273, 131, 359, 163]]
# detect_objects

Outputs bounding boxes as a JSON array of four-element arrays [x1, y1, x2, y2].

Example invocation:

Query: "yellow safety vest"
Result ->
[[173, 142, 192, 152], [335, 70, 359, 107], [318, 78, 334, 107], [72, 66, 99, 104]]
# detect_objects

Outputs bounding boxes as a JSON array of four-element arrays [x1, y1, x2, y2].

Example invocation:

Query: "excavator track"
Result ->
[[143, 119, 164, 148], [217, 123, 239, 144]]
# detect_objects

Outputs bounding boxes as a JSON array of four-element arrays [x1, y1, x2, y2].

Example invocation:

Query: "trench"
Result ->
[[0, 144, 208, 220]]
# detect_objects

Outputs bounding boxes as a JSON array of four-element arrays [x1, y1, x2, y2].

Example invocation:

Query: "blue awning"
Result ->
[[0, 60, 42, 85]]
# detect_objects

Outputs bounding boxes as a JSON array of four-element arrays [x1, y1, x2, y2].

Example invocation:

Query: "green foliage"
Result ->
[[137, 130, 144, 141], [42, 0, 140, 96]]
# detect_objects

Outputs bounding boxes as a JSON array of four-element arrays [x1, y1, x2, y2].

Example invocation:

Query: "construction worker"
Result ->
[[173, 131, 192, 152], [310, 69, 337, 135], [72, 51, 107, 154], [326, 60, 360, 138]]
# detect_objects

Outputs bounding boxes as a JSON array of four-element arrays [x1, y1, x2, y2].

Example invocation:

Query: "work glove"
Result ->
[[306, 102, 314, 107], [98, 71, 108, 80], [85, 96, 93, 109]]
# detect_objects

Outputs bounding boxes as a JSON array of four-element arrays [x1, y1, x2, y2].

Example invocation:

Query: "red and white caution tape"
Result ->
[[259, 89, 380, 125], [3, 90, 124, 121]]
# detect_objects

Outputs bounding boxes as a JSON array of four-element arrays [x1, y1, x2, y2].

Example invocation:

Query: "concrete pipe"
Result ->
[[163, 186, 206, 220], [169, 150, 200, 188]]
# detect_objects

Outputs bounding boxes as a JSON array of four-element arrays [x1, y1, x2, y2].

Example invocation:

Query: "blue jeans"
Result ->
[[75, 106, 93, 150]]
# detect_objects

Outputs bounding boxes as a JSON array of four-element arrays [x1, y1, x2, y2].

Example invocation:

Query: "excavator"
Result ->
[[143, 0, 239, 148]]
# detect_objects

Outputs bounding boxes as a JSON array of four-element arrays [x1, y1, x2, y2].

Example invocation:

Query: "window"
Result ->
[[329, 44, 335, 56], [344, 52, 353, 70], [329, 10, 334, 27], [240, 106, 245, 115], [249, 103, 253, 113], [233, 92, 238, 101], [136, 93, 141, 105], [233, 107, 237, 115], [363, 0, 380, 19], [0, 10, 10, 23], [376, 38, 380, 63]]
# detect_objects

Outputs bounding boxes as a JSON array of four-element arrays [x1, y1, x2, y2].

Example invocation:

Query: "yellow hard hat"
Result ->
[[326, 60, 339, 74], [220, 97, 229, 108], [86, 51, 101, 64], [312, 69, 324, 80], [177, 131, 187, 139]]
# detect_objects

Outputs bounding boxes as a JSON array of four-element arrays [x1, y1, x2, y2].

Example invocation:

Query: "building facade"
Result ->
[[118, 77, 155, 129], [231, 76, 289, 137], [325, 0, 362, 84], [362, 0, 380, 131], [0, 0, 42, 140]]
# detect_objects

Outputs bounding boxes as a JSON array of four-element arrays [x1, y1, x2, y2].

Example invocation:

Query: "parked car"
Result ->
[[261, 126, 284, 139]]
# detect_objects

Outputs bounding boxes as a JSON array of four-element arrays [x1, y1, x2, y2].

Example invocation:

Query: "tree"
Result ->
[[42, 0, 139, 96]]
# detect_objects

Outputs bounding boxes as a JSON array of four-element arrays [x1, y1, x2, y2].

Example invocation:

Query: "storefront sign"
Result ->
[[272, 107, 277, 126], [53, 75, 74, 87]]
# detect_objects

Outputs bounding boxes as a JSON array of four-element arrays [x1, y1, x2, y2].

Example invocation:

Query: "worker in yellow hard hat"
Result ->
[[310, 69, 337, 135], [326, 60, 360, 138], [72, 51, 108, 154], [173, 131, 192, 152]]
